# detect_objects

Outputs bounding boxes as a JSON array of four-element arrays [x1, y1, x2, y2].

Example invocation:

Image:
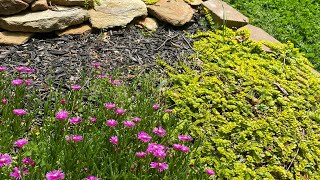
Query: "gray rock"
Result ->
[[147, 0, 194, 26], [89, 0, 147, 29], [47, 0, 92, 7], [202, 0, 249, 28], [0, 7, 89, 32], [0, 0, 29, 15]]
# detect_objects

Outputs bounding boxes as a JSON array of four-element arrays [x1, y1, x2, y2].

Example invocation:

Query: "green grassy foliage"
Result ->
[[224, 0, 320, 70], [161, 28, 320, 179]]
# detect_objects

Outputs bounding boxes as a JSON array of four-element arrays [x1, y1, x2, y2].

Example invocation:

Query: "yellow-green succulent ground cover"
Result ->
[[161, 28, 320, 179]]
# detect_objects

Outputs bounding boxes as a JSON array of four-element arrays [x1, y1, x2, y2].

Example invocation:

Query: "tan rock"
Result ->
[[31, 0, 48, 11], [0, 7, 89, 32], [136, 17, 158, 31], [239, 24, 281, 52], [0, 31, 33, 45], [147, 0, 194, 26], [0, 0, 29, 15], [202, 0, 249, 28], [56, 23, 92, 36], [89, 0, 147, 29], [47, 0, 92, 6], [185, 0, 202, 6]]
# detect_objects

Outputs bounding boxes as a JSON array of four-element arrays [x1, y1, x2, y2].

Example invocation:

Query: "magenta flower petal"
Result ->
[[55, 110, 69, 120], [135, 152, 147, 157], [0, 153, 12, 167], [86, 176, 101, 180], [152, 104, 160, 110], [132, 117, 141, 123], [152, 126, 166, 137], [106, 119, 118, 127], [206, 169, 215, 176], [104, 103, 116, 109], [24, 79, 32, 86], [110, 136, 118, 145], [123, 121, 135, 128], [13, 109, 27, 116], [115, 108, 126, 115], [22, 157, 36, 166], [66, 135, 83, 142], [14, 139, 28, 148], [0, 66, 7, 71], [137, 131, 152, 143], [71, 85, 81, 90], [89, 117, 96, 122], [46, 170, 65, 180], [69, 117, 82, 125], [178, 135, 193, 142], [12, 79, 23, 86], [2, 99, 8, 104]]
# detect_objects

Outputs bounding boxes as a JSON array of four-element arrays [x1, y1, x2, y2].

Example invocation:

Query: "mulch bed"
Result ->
[[0, 12, 208, 91]]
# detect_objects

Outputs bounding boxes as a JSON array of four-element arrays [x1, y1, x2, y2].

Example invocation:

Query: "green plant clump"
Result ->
[[163, 28, 320, 179], [224, 0, 320, 70]]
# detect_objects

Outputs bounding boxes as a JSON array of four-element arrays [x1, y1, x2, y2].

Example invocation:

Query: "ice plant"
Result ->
[[104, 103, 116, 109], [46, 170, 65, 180], [110, 136, 118, 145], [146, 143, 166, 154], [164, 109, 173, 113], [150, 161, 168, 172], [60, 99, 66, 104], [135, 152, 147, 157], [86, 176, 101, 180], [22, 157, 36, 166], [71, 85, 81, 90], [115, 108, 126, 115], [92, 62, 101, 68], [13, 109, 27, 116], [111, 80, 121, 86], [89, 117, 96, 122], [123, 121, 135, 128], [178, 135, 193, 142], [132, 117, 141, 123], [152, 127, 166, 137], [106, 119, 118, 127], [2, 99, 8, 104], [10, 167, 29, 179], [66, 135, 83, 142], [98, 74, 106, 78], [152, 104, 160, 110], [0, 153, 12, 167], [11, 79, 23, 85], [206, 169, 215, 176], [137, 131, 152, 143], [153, 150, 166, 159], [14, 139, 28, 148], [173, 144, 190, 153], [55, 110, 69, 120], [69, 117, 82, 124], [24, 79, 32, 85]]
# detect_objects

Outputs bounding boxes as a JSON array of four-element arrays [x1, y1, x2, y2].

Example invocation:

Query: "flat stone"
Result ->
[[147, 0, 194, 26], [240, 24, 280, 52], [186, 0, 202, 6], [136, 17, 158, 31], [0, 0, 29, 15], [31, 0, 49, 11], [202, 0, 249, 28], [0, 7, 89, 32], [0, 31, 33, 45], [56, 23, 92, 36], [89, 0, 147, 29], [47, 0, 92, 6]]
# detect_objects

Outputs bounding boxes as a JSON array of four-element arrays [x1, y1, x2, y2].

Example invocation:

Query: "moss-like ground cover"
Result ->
[[224, 0, 320, 70], [162, 28, 320, 179]]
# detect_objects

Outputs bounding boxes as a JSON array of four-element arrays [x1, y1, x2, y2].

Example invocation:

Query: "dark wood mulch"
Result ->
[[0, 12, 209, 92]]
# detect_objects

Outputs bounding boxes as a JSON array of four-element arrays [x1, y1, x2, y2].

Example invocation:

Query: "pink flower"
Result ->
[[24, 79, 32, 86], [106, 119, 118, 127], [0, 153, 12, 167], [152, 104, 160, 110], [154, 150, 166, 159], [98, 74, 106, 79], [2, 99, 8, 104], [14, 139, 28, 148], [22, 157, 36, 166], [137, 131, 151, 143], [150, 162, 168, 172], [135, 152, 147, 157], [123, 121, 135, 128], [55, 110, 69, 120], [66, 135, 83, 142], [12, 79, 23, 85], [104, 103, 116, 109], [146, 143, 166, 154], [89, 117, 96, 123], [60, 99, 66, 104], [13, 109, 27, 116], [178, 135, 193, 142], [10, 167, 29, 179], [115, 108, 126, 115], [46, 170, 65, 180], [92, 62, 101, 68], [206, 169, 215, 176], [111, 80, 121, 86], [0, 66, 7, 71], [132, 117, 141, 123], [164, 109, 173, 113], [110, 136, 118, 145], [86, 176, 101, 180], [71, 85, 81, 90], [15, 67, 34, 73], [69, 117, 82, 124], [152, 127, 166, 137], [173, 144, 190, 152]]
